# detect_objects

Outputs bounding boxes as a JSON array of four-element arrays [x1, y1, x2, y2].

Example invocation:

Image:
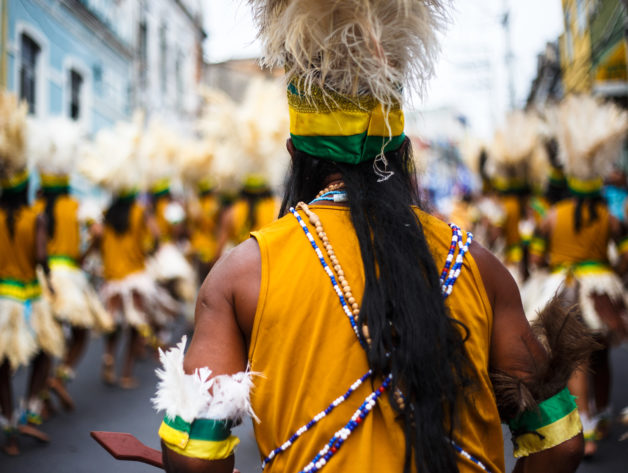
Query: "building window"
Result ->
[[138, 19, 148, 85], [159, 22, 168, 94], [68, 69, 84, 120], [19, 33, 40, 114]]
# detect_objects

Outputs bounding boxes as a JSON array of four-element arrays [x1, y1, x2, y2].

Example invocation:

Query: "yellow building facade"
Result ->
[[560, 0, 594, 94]]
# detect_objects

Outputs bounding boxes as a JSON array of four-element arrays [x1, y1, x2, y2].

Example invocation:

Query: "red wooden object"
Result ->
[[91, 431, 164, 469]]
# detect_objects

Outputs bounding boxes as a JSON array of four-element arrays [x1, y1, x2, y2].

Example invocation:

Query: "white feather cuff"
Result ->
[[152, 336, 259, 424]]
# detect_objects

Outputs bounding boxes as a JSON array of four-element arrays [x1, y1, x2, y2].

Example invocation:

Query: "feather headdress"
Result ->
[[250, 0, 447, 105], [79, 114, 144, 194], [28, 118, 84, 178], [557, 95, 628, 182], [0, 92, 28, 181], [249, 0, 450, 165]]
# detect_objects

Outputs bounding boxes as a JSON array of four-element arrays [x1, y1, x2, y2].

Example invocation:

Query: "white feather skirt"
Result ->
[[524, 267, 626, 334], [100, 271, 180, 327], [0, 297, 64, 369], [147, 243, 197, 304], [39, 265, 114, 333]]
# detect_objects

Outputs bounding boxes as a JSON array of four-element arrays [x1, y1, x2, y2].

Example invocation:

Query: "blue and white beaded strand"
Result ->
[[261, 370, 372, 470], [290, 206, 366, 346], [299, 374, 393, 473], [450, 439, 490, 472], [441, 224, 474, 299]]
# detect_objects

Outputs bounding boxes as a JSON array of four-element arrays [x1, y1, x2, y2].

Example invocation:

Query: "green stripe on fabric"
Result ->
[[49, 255, 78, 265], [509, 387, 577, 432], [164, 416, 232, 442], [290, 132, 405, 164], [0, 278, 39, 288]]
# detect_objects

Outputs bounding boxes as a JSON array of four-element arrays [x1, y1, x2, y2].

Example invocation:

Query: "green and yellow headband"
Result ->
[[151, 178, 171, 197], [567, 176, 603, 197], [0, 168, 29, 193], [243, 174, 269, 194], [287, 79, 405, 164], [41, 173, 70, 191], [197, 178, 216, 195]]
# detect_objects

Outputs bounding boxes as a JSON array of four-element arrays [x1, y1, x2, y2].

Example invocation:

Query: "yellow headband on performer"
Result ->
[[40, 173, 70, 190], [287, 78, 405, 164], [567, 177, 603, 197], [151, 178, 171, 196], [0, 168, 29, 192]]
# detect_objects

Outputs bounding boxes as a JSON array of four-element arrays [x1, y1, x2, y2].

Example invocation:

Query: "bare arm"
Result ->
[[161, 238, 261, 473], [471, 242, 584, 473]]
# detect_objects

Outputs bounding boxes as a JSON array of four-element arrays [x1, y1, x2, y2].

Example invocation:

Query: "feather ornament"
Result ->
[[152, 336, 259, 423], [0, 92, 28, 178], [557, 95, 628, 180], [249, 0, 449, 107]]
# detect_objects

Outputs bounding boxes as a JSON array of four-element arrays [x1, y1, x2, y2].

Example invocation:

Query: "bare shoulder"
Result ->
[[468, 239, 518, 311], [197, 237, 261, 343]]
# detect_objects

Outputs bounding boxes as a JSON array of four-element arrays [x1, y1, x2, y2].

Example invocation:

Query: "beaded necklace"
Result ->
[[264, 185, 486, 472]]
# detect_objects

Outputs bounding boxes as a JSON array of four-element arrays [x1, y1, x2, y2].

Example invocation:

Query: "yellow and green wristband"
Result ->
[[508, 387, 581, 458], [159, 415, 240, 461]]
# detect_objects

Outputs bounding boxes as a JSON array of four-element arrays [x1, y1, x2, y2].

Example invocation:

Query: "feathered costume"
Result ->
[[525, 95, 628, 335], [29, 118, 114, 333], [79, 117, 179, 329], [0, 93, 64, 369]]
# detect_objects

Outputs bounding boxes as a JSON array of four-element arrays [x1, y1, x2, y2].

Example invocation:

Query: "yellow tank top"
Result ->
[[231, 197, 278, 245], [190, 194, 220, 263], [0, 205, 41, 300], [549, 200, 610, 268], [500, 195, 522, 263], [102, 202, 147, 281], [155, 197, 173, 243], [47, 196, 80, 264], [250, 206, 504, 473]]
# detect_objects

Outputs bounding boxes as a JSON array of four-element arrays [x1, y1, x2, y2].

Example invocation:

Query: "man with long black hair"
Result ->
[[152, 2, 589, 472]]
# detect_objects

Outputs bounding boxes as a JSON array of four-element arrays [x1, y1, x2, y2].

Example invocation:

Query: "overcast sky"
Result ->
[[204, 1, 565, 139]]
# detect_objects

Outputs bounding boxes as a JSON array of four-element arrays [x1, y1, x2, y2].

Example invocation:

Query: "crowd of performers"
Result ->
[[0, 89, 281, 455], [450, 94, 628, 458]]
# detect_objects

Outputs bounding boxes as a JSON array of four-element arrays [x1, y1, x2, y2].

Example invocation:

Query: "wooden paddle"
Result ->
[[91, 431, 164, 469]]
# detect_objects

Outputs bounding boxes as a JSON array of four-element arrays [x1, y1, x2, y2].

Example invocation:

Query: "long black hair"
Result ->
[[281, 138, 471, 473], [104, 196, 134, 235], [42, 187, 69, 238], [1, 187, 29, 238]]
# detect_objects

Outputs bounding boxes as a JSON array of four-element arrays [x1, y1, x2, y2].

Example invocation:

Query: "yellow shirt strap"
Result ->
[[159, 416, 239, 461], [508, 387, 582, 458]]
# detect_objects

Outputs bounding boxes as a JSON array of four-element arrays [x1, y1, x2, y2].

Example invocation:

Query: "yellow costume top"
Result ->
[[230, 197, 278, 245], [46, 196, 81, 265], [155, 197, 173, 243], [0, 206, 41, 300], [499, 195, 523, 263], [190, 194, 220, 263], [549, 200, 610, 269], [101, 202, 147, 281], [250, 206, 503, 473]]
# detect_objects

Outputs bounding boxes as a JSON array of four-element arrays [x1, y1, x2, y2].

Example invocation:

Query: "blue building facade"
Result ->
[[5, 0, 133, 133]]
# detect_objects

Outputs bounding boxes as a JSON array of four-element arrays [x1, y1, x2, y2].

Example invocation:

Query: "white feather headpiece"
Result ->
[[250, 0, 448, 105], [557, 95, 628, 180], [28, 118, 84, 176], [0, 92, 28, 178]]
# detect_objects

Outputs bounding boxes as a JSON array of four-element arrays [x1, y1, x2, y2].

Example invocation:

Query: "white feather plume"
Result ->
[[152, 336, 259, 424]]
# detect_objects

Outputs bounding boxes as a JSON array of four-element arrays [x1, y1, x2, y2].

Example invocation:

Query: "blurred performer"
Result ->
[[0, 93, 64, 454], [187, 179, 220, 281], [31, 119, 113, 411], [80, 121, 178, 389], [529, 95, 628, 457], [153, 2, 588, 473], [488, 111, 546, 282], [214, 174, 279, 260]]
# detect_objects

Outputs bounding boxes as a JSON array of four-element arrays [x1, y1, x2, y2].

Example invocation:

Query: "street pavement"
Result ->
[[4, 330, 628, 472]]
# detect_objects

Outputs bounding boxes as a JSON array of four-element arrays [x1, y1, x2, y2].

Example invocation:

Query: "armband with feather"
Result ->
[[490, 296, 599, 457], [152, 336, 258, 461]]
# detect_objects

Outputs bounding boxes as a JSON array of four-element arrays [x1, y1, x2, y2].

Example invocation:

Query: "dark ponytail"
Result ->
[[281, 138, 471, 473], [42, 187, 69, 238], [1, 187, 29, 238], [104, 196, 134, 235]]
